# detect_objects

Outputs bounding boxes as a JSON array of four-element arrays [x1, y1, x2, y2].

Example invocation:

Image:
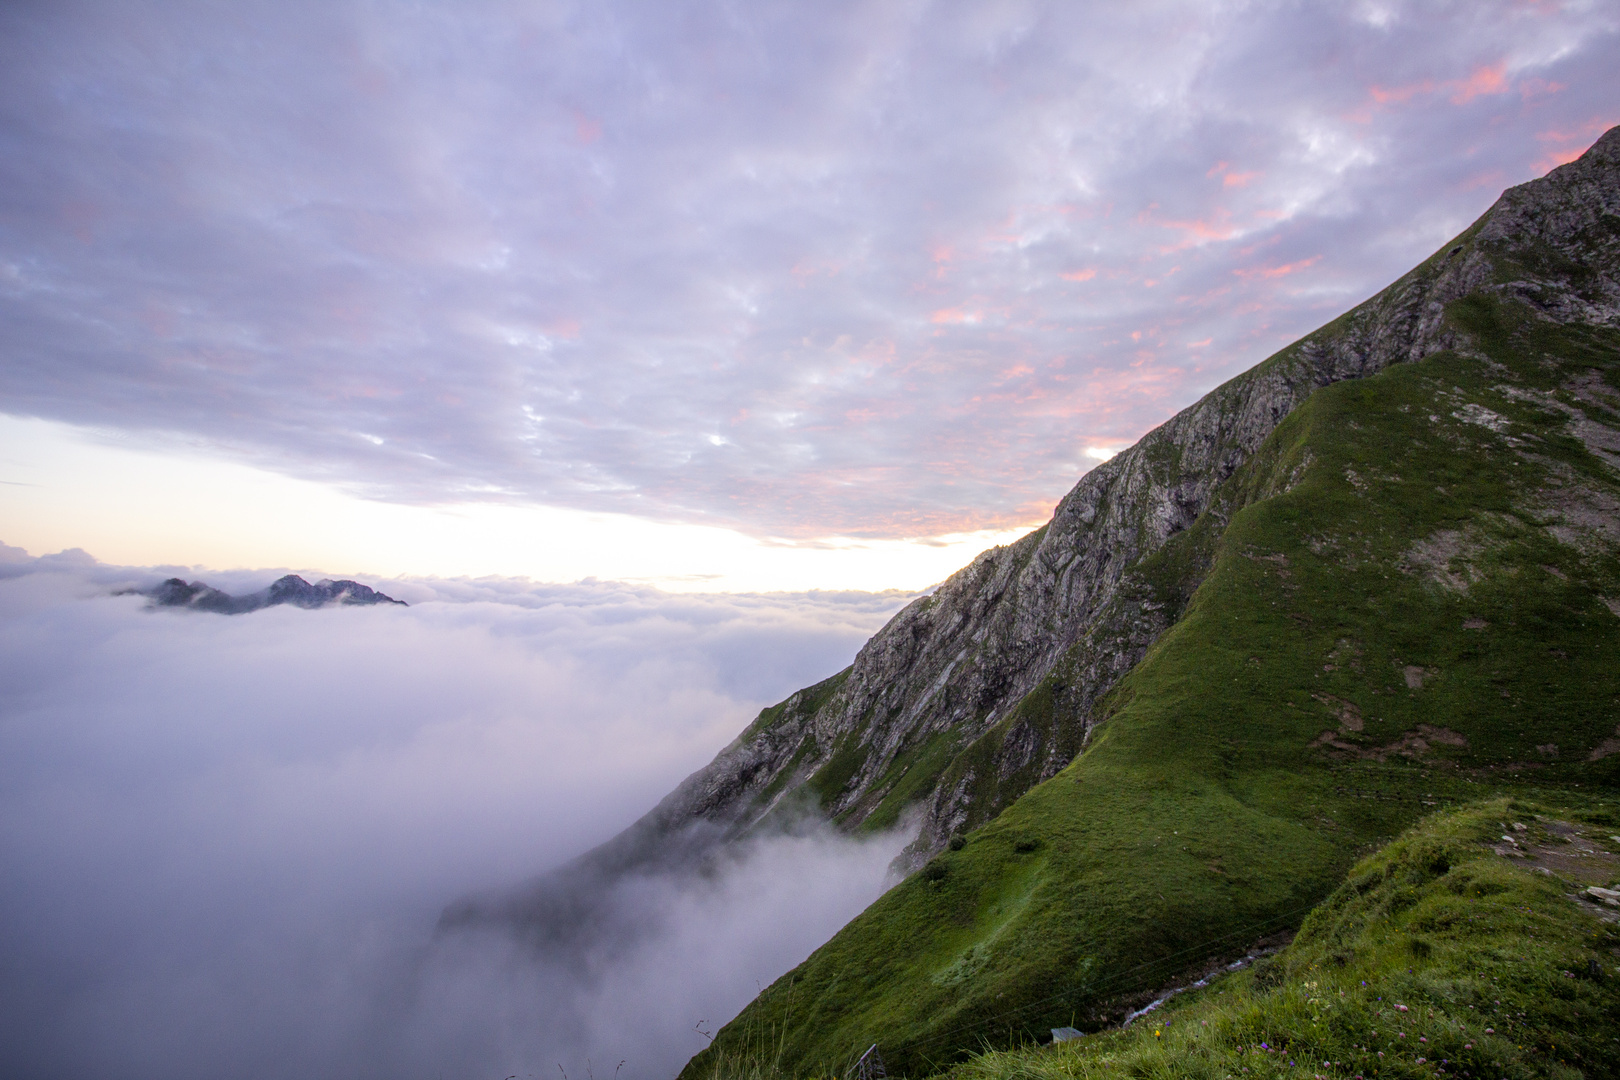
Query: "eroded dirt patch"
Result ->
[[1589, 724, 1620, 761], [1313, 720, 1468, 761], [1401, 528, 1490, 591], [1488, 816, 1620, 922], [1312, 692, 1363, 731]]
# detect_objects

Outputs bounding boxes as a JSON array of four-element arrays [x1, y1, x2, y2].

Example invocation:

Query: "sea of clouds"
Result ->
[[0, 545, 915, 1080]]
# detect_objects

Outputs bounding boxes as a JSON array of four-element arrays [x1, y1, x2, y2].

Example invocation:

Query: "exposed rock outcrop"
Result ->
[[141, 573, 406, 613]]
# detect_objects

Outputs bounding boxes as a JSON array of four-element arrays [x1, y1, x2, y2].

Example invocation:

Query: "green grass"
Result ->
[[681, 286, 1620, 1079], [858, 729, 966, 833], [944, 797, 1620, 1080]]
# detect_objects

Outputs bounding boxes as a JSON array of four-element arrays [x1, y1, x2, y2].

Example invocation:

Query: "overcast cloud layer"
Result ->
[[0, 549, 912, 1079], [2, 1, 1616, 538]]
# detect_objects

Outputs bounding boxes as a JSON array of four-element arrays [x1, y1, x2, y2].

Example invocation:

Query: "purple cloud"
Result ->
[[1, 0, 1616, 537]]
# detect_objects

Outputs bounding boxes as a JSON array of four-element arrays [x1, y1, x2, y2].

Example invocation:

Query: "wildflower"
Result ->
[[1416, 1057, 1426, 1065], [1395, 1004, 1409, 1012], [1485, 1028, 1494, 1034], [1464, 1044, 1472, 1050]]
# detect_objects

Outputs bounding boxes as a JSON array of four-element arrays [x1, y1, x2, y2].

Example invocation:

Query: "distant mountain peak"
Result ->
[[140, 574, 406, 614]]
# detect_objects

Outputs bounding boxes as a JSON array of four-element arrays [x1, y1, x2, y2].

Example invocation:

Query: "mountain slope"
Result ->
[[678, 129, 1620, 1076], [596, 129, 1619, 872], [944, 797, 1620, 1080]]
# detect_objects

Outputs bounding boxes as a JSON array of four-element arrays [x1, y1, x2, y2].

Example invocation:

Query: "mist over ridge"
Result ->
[[0, 545, 913, 1080]]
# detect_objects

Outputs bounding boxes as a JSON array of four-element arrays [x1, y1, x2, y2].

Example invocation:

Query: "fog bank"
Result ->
[[0, 547, 913, 1079]]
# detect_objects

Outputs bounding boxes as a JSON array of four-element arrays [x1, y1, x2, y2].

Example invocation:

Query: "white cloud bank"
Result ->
[[0, 548, 913, 1079]]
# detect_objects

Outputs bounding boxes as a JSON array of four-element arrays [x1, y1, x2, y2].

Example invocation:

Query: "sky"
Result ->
[[0, 548, 913, 1079], [2, 0, 1617, 590]]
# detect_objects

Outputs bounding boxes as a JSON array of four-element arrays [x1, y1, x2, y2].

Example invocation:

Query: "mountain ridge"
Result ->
[[446, 125, 1620, 1077], [140, 573, 407, 613], [589, 126, 1620, 872], [671, 125, 1620, 1075]]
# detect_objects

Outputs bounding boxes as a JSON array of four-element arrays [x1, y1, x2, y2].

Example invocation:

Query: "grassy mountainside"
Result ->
[[943, 798, 1620, 1080], [682, 144, 1620, 1078]]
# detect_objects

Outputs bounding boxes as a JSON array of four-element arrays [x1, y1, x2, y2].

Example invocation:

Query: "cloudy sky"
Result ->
[[2, 0, 1616, 587]]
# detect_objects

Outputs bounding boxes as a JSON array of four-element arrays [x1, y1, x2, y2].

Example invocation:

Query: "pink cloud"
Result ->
[[1458, 169, 1506, 191], [1369, 79, 1434, 105], [1141, 207, 1237, 251], [1533, 117, 1620, 172], [1368, 60, 1513, 110], [1449, 62, 1509, 104], [1233, 255, 1321, 280], [1061, 268, 1096, 282], [1206, 161, 1260, 188]]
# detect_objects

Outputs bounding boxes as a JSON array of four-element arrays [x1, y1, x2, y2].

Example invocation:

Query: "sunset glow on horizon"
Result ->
[[0, 414, 1041, 592]]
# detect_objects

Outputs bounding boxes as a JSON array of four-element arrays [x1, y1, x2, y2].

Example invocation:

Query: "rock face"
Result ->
[[610, 126, 1620, 869], [143, 574, 407, 613]]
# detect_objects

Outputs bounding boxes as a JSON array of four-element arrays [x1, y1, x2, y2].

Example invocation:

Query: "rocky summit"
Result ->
[[477, 126, 1620, 1078], [143, 574, 406, 614]]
